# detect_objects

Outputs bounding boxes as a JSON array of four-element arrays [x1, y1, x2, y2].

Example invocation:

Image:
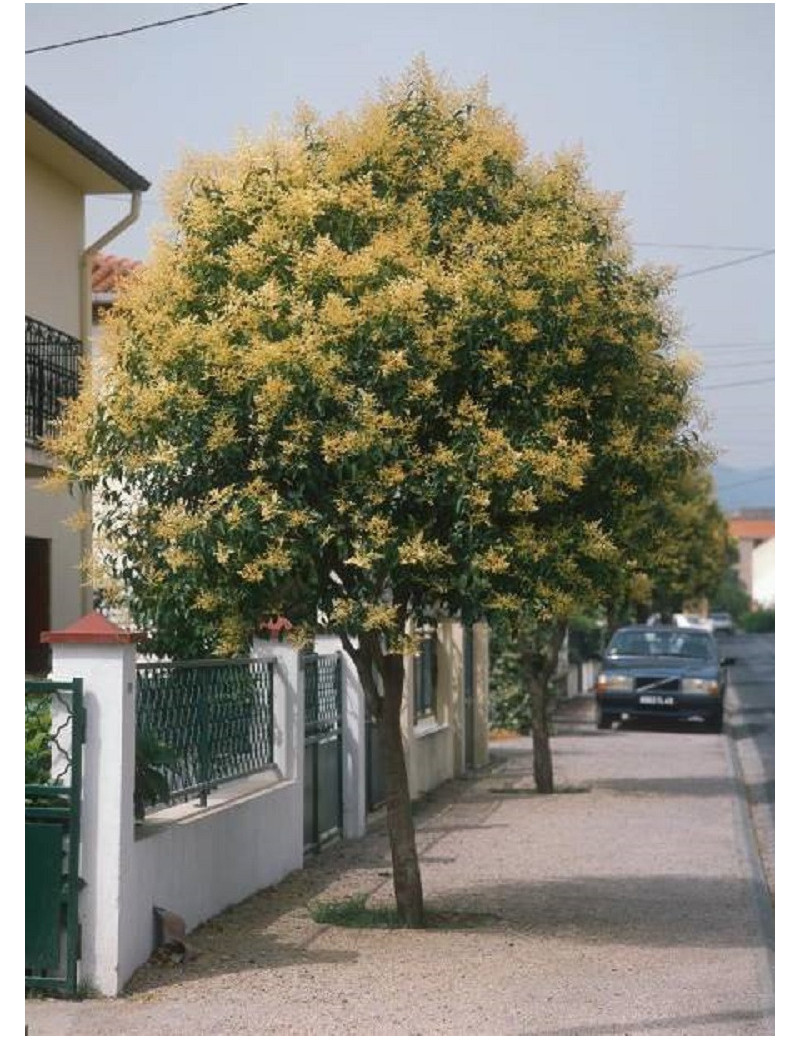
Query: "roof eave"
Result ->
[[25, 87, 150, 193]]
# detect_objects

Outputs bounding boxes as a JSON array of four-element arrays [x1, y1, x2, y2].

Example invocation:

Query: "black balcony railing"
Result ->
[[26, 316, 83, 445]]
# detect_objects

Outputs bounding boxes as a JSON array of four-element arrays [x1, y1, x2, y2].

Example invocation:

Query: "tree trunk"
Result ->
[[519, 619, 568, 795], [341, 631, 425, 927], [529, 672, 554, 793]]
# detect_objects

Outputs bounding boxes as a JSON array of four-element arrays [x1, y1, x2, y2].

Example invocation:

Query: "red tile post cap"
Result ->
[[258, 615, 293, 641], [41, 612, 140, 645]]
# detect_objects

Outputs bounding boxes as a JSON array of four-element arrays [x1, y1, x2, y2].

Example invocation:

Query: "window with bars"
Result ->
[[413, 630, 438, 722]]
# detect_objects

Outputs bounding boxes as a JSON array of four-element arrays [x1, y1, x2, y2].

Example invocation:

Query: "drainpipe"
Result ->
[[78, 191, 143, 615]]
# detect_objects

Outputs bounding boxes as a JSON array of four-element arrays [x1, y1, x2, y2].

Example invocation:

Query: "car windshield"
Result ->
[[607, 630, 714, 660]]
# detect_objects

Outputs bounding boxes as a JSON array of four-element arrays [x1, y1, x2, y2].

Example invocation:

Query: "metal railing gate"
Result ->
[[365, 714, 387, 811], [303, 653, 343, 852], [25, 679, 85, 995]]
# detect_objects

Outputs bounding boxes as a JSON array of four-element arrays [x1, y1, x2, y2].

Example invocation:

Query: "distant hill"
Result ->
[[712, 465, 775, 513]]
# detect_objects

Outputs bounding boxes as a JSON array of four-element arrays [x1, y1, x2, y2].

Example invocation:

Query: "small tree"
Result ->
[[459, 155, 705, 792], [52, 59, 718, 909], [52, 61, 603, 922]]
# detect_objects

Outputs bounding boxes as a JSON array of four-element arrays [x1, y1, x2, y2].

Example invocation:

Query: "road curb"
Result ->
[[723, 683, 775, 991]]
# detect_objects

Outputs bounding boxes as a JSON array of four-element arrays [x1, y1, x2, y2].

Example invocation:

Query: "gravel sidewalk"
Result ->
[[25, 697, 775, 1036]]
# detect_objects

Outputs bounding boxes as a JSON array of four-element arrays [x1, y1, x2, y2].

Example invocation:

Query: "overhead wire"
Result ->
[[702, 359, 774, 371], [634, 241, 772, 253], [26, 4, 247, 54], [682, 345, 769, 353], [715, 474, 775, 491], [702, 377, 774, 390], [674, 249, 775, 280]]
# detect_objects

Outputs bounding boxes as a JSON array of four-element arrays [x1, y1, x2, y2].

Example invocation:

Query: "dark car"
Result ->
[[595, 625, 734, 733], [709, 611, 736, 635]]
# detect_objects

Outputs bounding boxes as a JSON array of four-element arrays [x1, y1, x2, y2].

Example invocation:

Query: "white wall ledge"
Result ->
[[135, 766, 287, 835], [413, 718, 449, 739]]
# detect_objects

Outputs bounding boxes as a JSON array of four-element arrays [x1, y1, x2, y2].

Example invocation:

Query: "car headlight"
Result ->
[[596, 673, 633, 694], [683, 678, 720, 695]]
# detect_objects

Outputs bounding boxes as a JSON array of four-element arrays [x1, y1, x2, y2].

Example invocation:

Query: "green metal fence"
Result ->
[[303, 652, 343, 852], [365, 714, 387, 811], [136, 657, 274, 810], [25, 678, 85, 996]]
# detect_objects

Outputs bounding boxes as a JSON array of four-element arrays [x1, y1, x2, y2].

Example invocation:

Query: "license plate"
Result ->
[[639, 694, 675, 705]]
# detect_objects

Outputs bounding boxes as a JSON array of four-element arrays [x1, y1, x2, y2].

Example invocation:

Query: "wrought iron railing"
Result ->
[[136, 657, 275, 810], [303, 652, 342, 736], [25, 316, 83, 445]]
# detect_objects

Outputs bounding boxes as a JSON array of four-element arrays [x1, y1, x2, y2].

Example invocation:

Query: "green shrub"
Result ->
[[567, 616, 606, 664], [489, 649, 530, 733], [740, 609, 775, 633], [25, 704, 51, 786], [134, 732, 178, 820]]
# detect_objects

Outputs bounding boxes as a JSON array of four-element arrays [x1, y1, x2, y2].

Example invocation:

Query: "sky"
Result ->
[[23, 2, 776, 503]]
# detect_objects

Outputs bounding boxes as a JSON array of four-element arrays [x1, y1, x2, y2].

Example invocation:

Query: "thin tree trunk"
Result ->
[[519, 619, 568, 795], [529, 672, 554, 793], [341, 631, 425, 927]]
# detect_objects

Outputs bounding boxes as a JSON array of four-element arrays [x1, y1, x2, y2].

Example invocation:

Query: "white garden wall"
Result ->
[[121, 772, 301, 988], [42, 612, 489, 996]]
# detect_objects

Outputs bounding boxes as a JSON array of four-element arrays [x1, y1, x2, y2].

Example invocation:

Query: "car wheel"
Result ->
[[708, 710, 724, 734], [596, 706, 612, 730]]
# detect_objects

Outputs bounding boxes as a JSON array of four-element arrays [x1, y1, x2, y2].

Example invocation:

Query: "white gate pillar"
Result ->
[[42, 612, 138, 997]]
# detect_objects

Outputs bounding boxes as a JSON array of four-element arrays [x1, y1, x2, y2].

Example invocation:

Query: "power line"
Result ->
[[702, 377, 775, 391], [634, 241, 773, 253], [715, 474, 774, 491], [674, 249, 775, 280], [26, 4, 247, 54], [688, 341, 774, 351], [702, 359, 774, 371]]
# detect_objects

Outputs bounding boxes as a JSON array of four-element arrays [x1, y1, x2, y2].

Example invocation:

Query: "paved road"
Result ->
[[721, 632, 775, 901], [26, 676, 775, 1036]]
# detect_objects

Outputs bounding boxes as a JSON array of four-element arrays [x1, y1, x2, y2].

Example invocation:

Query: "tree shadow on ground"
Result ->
[[542, 1005, 774, 1036], [591, 774, 736, 798], [437, 873, 769, 949]]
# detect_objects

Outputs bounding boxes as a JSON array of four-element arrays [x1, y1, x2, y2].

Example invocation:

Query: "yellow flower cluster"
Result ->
[[398, 533, 453, 569], [152, 502, 205, 543]]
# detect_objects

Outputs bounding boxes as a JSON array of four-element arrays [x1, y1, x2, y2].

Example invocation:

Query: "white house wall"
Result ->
[[751, 538, 775, 609], [25, 477, 85, 634], [26, 154, 83, 335]]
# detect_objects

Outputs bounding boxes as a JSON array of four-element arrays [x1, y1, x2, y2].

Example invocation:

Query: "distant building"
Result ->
[[727, 509, 775, 610]]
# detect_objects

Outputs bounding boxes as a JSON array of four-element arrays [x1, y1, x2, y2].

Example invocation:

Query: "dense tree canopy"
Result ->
[[51, 59, 718, 916]]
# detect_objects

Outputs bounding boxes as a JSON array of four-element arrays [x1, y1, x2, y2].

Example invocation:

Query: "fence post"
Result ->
[[438, 620, 465, 774], [314, 635, 366, 840], [472, 620, 491, 769], [252, 636, 304, 864], [42, 612, 138, 997], [252, 637, 303, 783]]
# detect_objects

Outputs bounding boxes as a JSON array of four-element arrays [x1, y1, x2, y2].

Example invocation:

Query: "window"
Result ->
[[413, 628, 438, 721]]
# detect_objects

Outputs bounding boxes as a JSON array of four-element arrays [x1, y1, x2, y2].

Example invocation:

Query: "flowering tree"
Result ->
[[51, 60, 711, 918]]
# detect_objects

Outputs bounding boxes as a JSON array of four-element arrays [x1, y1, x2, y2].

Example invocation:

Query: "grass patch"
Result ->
[[308, 893, 499, 931], [309, 893, 400, 929]]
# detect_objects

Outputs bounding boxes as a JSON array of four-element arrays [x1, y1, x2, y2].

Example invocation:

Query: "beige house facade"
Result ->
[[25, 88, 149, 674]]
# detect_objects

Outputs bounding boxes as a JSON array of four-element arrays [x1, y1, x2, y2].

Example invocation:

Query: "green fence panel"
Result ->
[[25, 678, 84, 996], [303, 652, 343, 853], [136, 657, 274, 809]]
